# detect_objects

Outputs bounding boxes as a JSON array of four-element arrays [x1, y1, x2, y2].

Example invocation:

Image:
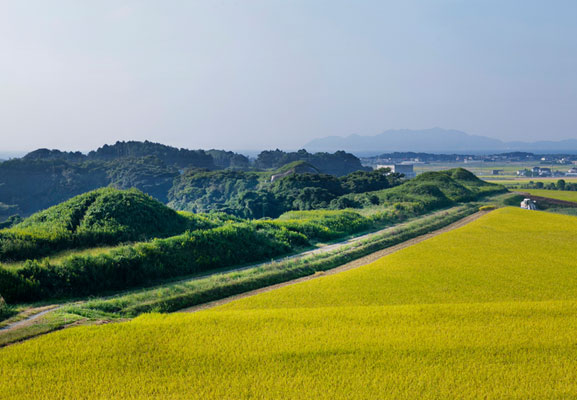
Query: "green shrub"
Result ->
[[0, 294, 14, 321], [479, 205, 496, 211]]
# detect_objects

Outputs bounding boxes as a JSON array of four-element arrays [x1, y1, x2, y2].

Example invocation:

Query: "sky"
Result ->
[[1, 0, 576, 153]]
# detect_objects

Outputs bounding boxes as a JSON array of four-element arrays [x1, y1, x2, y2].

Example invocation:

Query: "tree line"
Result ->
[[0, 141, 368, 219]]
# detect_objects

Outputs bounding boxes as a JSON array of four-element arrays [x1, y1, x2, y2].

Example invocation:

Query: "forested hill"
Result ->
[[0, 141, 368, 220], [23, 141, 245, 169], [255, 149, 369, 176]]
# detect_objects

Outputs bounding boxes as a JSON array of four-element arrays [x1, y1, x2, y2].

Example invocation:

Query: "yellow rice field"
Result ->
[[2, 207, 577, 399]]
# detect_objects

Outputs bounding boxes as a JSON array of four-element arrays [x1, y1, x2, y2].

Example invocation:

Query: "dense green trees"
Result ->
[[105, 156, 179, 203], [206, 150, 250, 169], [0, 294, 13, 320], [0, 142, 369, 219], [168, 169, 262, 214], [166, 168, 404, 218], [519, 179, 577, 191], [87, 141, 216, 169], [255, 149, 369, 176]]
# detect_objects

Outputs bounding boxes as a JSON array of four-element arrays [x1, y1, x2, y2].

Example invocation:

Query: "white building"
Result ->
[[375, 163, 416, 178]]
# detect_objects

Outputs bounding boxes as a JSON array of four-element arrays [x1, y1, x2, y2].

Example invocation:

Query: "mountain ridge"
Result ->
[[304, 128, 577, 155]]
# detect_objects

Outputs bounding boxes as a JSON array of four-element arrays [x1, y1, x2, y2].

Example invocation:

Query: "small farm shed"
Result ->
[[520, 198, 538, 210]]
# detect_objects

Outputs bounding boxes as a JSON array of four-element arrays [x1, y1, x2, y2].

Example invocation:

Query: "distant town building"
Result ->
[[567, 167, 577, 177], [530, 166, 554, 177], [539, 167, 552, 176], [491, 169, 504, 175], [375, 163, 416, 178]]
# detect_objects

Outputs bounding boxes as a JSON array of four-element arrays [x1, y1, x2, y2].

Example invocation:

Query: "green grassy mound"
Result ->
[[0, 188, 190, 261], [367, 168, 504, 209]]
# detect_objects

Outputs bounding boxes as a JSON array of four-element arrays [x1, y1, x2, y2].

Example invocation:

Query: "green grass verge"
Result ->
[[0, 310, 84, 347]]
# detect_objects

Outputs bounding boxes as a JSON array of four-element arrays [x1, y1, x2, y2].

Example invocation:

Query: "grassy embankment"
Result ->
[[2, 208, 577, 398], [0, 169, 504, 306]]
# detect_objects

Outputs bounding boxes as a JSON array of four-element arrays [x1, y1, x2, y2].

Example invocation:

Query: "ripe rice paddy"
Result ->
[[2, 207, 577, 399]]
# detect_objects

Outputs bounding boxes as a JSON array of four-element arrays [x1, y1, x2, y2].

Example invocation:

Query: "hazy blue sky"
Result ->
[[1, 1, 576, 152]]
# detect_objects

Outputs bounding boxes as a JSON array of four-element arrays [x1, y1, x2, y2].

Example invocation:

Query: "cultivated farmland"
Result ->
[[487, 177, 577, 186], [520, 188, 577, 203], [2, 207, 577, 399]]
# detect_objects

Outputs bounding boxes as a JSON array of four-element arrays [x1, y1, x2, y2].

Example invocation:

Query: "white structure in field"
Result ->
[[567, 167, 577, 177], [520, 198, 538, 210], [375, 163, 416, 178]]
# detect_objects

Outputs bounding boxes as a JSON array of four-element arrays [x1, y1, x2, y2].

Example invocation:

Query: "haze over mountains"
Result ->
[[304, 128, 577, 155], [0, 152, 25, 161]]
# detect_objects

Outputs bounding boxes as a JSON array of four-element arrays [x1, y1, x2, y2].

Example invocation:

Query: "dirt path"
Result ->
[[0, 306, 59, 333], [181, 210, 487, 313]]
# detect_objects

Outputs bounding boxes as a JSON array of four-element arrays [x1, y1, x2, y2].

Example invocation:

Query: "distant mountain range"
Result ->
[[304, 128, 577, 155]]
